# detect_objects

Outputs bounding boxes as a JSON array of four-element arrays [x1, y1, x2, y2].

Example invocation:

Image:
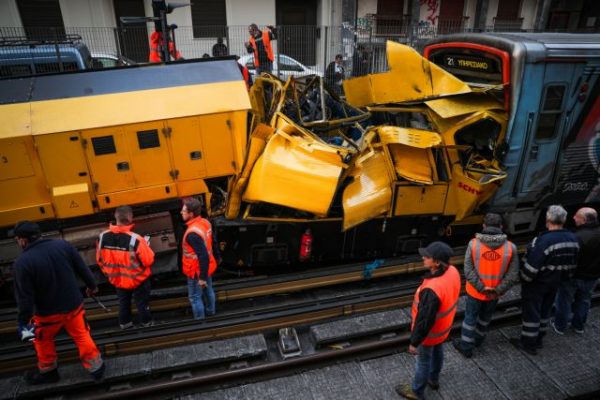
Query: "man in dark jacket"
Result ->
[[510, 205, 579, 355], [325, 54, 345, 96], [13, 221, 104, 384], [453, 213, 519, 357], [553, 207, 600, 334], [396, 241, 460, 400], [245, 23, 277, 75]]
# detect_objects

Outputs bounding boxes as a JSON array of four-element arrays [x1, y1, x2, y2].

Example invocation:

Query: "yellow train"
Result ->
[[0, 43, 509, 282]]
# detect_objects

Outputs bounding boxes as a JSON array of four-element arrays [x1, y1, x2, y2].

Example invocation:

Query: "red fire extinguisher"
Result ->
[[299, 228, 313, 262]]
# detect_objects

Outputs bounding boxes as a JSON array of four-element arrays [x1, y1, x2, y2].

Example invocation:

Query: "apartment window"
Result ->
[[191, 0, 227, 38], [16, 0, 65, 40]]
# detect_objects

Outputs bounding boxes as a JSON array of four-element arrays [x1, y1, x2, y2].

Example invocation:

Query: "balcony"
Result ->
[[366, 14, 411, 37], [493, 17, 524, 32]]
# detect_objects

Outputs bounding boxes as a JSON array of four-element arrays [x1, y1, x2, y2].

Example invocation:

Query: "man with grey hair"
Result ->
[[510, 205, 579, 355], [553, 207, 600, 334], [453, 213, 519, 358]]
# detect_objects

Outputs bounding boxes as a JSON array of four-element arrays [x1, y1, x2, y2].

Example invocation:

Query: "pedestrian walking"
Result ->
[[325, 54, 345, 96], [245, 23, 277, 75], [510, 205, 579, 355], [180, 198, 220, 320], [13, 221, 105, 384], [96, 206, 155, 329], [396, 241, 460, 400], [453, 213, 519, 357], [553, 207, 600, 334]]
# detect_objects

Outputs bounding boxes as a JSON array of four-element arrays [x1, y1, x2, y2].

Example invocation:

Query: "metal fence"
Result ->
[[2, 21, 599, 78]]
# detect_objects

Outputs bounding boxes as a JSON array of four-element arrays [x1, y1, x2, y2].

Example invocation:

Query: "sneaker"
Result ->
[[395, 384, 419, 400], [90, 362, 106, 382], [141, 320, 154, 328], [551, 321, 565, 335], [452, 338, 473, 358], [24, 368, 60, 385], [120, 321, 134, 330], [508, 338, 537, 356], [427, 380, 440, 390]]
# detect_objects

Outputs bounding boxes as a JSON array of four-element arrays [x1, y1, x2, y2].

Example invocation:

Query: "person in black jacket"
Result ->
[[325, 54, 345, 96], [553, 207, 600, 334], [510, 205, 579, 355], [13, 221, 104, 384]]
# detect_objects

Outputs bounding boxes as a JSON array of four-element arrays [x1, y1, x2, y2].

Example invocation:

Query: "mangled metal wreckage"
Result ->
[[226, 42, 508, 230]]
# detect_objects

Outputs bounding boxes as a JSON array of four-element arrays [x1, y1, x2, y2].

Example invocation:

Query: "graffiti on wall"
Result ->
[[419, 0, 440, 25]]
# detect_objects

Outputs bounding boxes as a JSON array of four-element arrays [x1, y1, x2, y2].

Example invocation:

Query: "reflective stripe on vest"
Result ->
[[182, 218, 217, 279], [98, 231, 147, 289], [411, 265, 461, 346], [249, 30, 274, 66], [466, 239, 512, 301]]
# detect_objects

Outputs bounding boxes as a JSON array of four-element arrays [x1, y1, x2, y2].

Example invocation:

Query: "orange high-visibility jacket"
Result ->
[[149, 31, 182, 62], [411, 265, 461, 346], [182, 216, 217, 279], [466, 238, 513, 301], [96, 224, 154, 289], [249, 30, 274, 67]]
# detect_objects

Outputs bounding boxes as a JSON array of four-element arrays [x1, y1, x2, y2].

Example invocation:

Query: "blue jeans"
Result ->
[[554, 278, 598, 331], [412, 343, 444, 399], [115, 279, 152, 326], [187, 277, 216, 320], [456, 295, 498, 352]]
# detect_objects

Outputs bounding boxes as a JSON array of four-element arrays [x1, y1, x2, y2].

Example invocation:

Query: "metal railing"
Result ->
[[1, 21, 599, 79]]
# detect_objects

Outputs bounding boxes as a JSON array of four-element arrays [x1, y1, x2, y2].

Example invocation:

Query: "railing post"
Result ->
[[323, 26, 329, 75], [113, 27, 122, 58]]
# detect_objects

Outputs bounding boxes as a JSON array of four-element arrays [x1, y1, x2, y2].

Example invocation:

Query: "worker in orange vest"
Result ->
[[396, 241, 460, 400], [96, 205, 155, 329], [13, 221, 104, 384], [453, 213, 519, 358], [149, 31, 182, 62], [180, 198, 220, 320], [245, 23, 277, 75]]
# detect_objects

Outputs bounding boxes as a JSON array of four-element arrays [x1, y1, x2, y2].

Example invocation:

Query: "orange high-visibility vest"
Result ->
[[182, 216, 217, 279], [249, 30, 274, 67], [96, 224, 154, 290], [149, 31, 182, 62], [466, 238, 512, 301], [411, 265, 461, 346]]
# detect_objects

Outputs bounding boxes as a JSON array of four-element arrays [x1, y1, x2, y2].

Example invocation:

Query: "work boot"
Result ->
[[452, 338, 473, 358], [427, 380, 440, 390], [90, 363, 106, 382], [120, 321, 134, 330], [508, 337, 537, 356], [395, 383, 419, 400], [24, 368, 60, 385], [141, 320, 154, 328]]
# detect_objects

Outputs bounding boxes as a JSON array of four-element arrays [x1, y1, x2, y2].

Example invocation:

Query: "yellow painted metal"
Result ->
[[226, 124, 274, 219], [243, 114, 345, 216], [28, 81, 250, 136], [96, 183, 178, 209], [176, 179, 209, 198], [389, 146, 434, 184], [377, 126, 442, 148], [394, 184, 448, 216], [34, 132, 91, 189], [342, 143, 396, 230], [0, 103, 31, 139], [344, 41, 471, 107], [425, 93, 504, 119], [167, 117, 207, 181], [0, 136, 54, 225], [51, 183, 94, 218]]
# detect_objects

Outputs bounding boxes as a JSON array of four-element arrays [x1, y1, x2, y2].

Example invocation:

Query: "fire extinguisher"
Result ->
[[299, 228, 313, 262]]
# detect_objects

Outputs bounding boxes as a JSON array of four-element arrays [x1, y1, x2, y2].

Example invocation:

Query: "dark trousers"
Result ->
[[115, 279, 152, 326], [457, 295, 498, 352], [520, 281, 558, 348], [256, 61, 272, 75]]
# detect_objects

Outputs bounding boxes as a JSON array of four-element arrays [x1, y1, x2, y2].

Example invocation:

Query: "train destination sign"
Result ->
[[440, 54, 499, 74]]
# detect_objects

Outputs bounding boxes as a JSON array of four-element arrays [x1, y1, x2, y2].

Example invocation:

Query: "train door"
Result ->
[[515, 63, 576, 197]]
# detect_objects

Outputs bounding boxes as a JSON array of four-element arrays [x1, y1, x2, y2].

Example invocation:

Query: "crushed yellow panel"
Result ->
[[425, 94, 504, 119], [389, 145, 433, 184], [377, 126, 442, 148], [242, 117, 345, 217], [226, 124, 274, 219], [394, 184, 448, 216], [342, 148, 395, 230], [344, 41, 471, 107]]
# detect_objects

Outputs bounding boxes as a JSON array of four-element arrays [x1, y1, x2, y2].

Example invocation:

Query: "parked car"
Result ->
[[0, 35, 91, 78], [91, 53, 136, 69], [238, 54, 322, 79]]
